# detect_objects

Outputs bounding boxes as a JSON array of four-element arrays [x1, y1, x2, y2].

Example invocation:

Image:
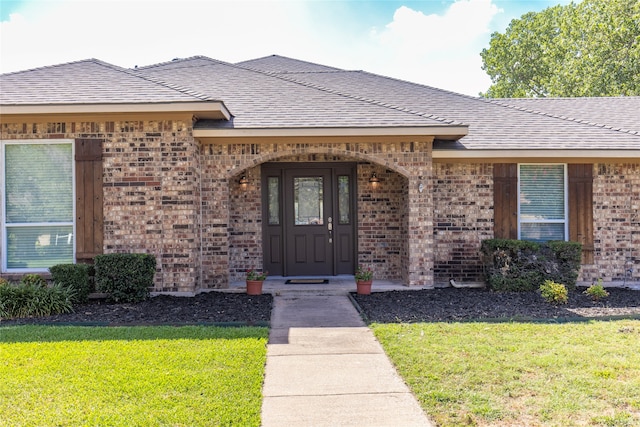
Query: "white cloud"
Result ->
[[364, 0, 501, 95], [1, 0, 503, 95]]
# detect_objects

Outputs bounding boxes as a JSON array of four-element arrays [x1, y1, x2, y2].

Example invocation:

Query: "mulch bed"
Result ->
[[2, 287, 640, 326], [1, 291, 273, 326], [352, 287, 640, 323]]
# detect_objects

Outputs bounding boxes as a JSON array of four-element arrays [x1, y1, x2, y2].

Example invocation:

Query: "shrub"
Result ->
[[0, 282, 74, 319], [584, 279, 609, 301], [0, 278, 9, 287], [49, 264, 94, 304], [20, 273, 47, 287], [480, 239, 582, 292], [95, 253, 156, 303], [540, 280, 568, 305]]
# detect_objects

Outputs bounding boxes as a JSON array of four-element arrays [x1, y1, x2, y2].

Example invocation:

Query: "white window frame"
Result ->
[[1, 139, 76, 273], [517, 163, 568, 242]]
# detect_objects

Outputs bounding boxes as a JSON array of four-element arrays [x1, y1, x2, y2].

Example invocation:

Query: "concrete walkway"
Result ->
[[261, 293, 434, 427]]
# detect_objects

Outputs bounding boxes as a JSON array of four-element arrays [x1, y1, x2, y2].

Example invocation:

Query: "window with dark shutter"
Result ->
[[493, 162, 594, 265], [75, 139, 104, 263]]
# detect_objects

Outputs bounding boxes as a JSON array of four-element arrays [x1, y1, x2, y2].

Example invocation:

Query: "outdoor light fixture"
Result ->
[[239, 175, 249, 185], [369, 172, 380, 183]]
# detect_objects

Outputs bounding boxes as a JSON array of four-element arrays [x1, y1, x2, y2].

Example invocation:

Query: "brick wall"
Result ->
[[432, 163, 493, 285], [590, 163, 640, 283], [1, 119, 200, 292]]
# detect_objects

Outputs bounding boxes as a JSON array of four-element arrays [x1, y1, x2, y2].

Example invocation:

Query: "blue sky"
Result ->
[[0, 0, 570, 95]]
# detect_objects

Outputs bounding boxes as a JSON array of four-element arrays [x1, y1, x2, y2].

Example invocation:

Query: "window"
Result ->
[[2, 140, 75, 272], [518, 164, 567, 242]]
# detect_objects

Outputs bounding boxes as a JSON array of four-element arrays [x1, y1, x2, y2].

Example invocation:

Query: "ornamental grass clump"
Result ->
[[584, 279, 609, 301], [539, 279, 568, 305], [0, 280, 74, 319]]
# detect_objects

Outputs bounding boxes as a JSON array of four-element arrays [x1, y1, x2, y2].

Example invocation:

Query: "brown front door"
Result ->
[[262, 163, 356, 276]]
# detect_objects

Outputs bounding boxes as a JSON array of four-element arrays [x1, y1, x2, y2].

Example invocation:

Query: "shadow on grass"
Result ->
[[0, 324, 269, 343]]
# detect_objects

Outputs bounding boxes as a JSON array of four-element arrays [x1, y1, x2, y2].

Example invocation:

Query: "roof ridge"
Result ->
[[237, 54, 344, 72], [488, 98, 640, 136], [1, 58, 122, 76], [133, 55, 229, 71], [233, 65, 466, 126]]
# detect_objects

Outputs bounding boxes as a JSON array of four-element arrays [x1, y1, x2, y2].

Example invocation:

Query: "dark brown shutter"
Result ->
[[75, 139, 104, 263], [493, 163, 518, 239], [568, 164, 594, 264]]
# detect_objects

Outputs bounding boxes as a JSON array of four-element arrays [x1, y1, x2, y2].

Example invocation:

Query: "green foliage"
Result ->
[[540, 280, 569, 305], [0, 282, 74, 319], [481, 0, 640, 97], [585, 279, 610, 301], [94, 253, 156, 303], [49, 263, 94, 304], [1, 326, 268, 427], [20, 273, 47, 287], [372, 320, 640, 426], [480, 239, 582, 291], [0, 278, 9, 287]]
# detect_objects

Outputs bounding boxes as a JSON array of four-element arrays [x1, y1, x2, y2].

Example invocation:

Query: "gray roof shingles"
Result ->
[[238, 55, 640, 149], [0, 59, 216, 105], [2, 54, 639, 151]]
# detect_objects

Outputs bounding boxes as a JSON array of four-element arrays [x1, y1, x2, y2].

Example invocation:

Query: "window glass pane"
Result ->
[[5, 144, 73, 223], [6, 225, 74, 269], [294, 177, 323, 225], [268, 177, 280, 225], [520, 164, 565, 220], [520, 223, 565, 243], [338, 175, 350, 224]]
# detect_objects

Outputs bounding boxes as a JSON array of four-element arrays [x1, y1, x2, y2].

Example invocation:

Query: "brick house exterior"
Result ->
[[1, 56, 639, 292]]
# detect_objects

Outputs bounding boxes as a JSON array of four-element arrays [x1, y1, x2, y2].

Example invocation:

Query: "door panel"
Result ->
[[285, 169, 333, 276], [262, 163, 356, 276]]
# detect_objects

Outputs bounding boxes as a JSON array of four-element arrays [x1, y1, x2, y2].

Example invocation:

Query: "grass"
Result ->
[[0, 325, 269, 427], [371, 320, 640, 427]]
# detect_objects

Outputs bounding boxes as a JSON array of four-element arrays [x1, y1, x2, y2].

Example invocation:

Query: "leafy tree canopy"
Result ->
[[480, 0, 640, 97]]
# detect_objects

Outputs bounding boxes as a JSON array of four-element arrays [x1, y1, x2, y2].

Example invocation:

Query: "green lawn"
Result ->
[[372, 320, 640, 427], [0, 325, 269, 427]]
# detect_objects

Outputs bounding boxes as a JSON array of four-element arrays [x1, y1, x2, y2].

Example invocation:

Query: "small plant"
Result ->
[[246, 269, 267, 281], [20, 273, 47, 287], [539, 280, 568, 305], [0, 278, 9, 287], [355, 265, 373, 282], [584, 279, 609, 301]]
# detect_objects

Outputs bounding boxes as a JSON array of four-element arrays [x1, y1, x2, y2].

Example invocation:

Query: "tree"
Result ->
[[480, 0, 640, 97]]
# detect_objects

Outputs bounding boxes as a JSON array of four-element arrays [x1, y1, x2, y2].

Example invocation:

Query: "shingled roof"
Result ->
[[237, 55, 640, 150], [2, 54, 639, 152]]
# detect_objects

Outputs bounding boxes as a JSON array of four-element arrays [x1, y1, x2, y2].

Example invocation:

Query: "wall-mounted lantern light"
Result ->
[[369, 172, 380, 183], [239, 175, 249, 185]]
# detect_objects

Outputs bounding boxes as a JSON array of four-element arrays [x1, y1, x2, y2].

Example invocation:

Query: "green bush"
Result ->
[[20, 273, 47, 287], [95, 253, 156, 303], [480, 239, 582, 292], [584, 279, 609, 301], [0, 282, 74, 319], [49, 264, 94, 304], [539, 280, 569, 305]]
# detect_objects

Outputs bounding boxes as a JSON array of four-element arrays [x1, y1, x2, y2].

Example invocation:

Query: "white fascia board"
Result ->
[[193, 125, 468, 138], [0, 101, 231, 120], [433, 149, 640, 159]]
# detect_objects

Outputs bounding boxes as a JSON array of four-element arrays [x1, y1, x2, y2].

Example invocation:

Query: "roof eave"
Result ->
[[193, 125, 468, 140], [0, 101, 231, 120], [433, 149, 640, 161]]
